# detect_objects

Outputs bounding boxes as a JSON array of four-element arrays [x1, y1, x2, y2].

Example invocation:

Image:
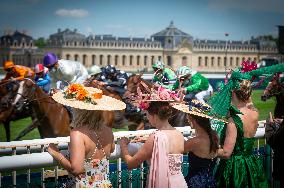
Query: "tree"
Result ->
[[35, 37, 46, 48]]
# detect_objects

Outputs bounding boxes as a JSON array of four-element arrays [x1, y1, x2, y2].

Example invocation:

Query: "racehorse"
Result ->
[[12, 79, 70, 138], [0, 81, 34, 141], [125, 74, 190, 127], [261, 78, 284, 119]]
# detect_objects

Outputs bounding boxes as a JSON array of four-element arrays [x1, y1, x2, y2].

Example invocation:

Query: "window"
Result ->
[[198, 57, 202, 66], [115, 55, 118, 66], [167, 56, 172, 66], [130, 55, 133, 66], [66, 54, 70, 60], [205, 57, 208, 67], [151, 56, 154, 65], [236, 57, 239, 66], [122, 55, 126, 66], [224, 57, 227, 67], [144, 56, 147, 66], [74, 54, 79, 61], [92, 55, 96, 65], [230, 57, 233, 66], [100, 55, 103, 65], [137, 56, 140, 66], [211, 57, 214, 66], [218, 57, 221, 66], [107, 55, 111, 65], [83, 54, 87, 65]]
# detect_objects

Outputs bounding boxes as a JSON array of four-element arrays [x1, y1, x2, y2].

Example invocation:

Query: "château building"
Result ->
[[0, 22, 279, 73]]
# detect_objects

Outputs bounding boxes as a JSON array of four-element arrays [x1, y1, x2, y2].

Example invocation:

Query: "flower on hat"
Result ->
[[63, 83, 102, 105]]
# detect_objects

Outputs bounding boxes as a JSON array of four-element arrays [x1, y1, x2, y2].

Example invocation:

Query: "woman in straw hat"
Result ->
[[119, 86, 187, 188], [172, 100, 219, 188], [47, 83, 126, 188]]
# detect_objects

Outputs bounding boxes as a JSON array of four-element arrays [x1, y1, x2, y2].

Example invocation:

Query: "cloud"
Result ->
[[208, 0, 284, 13], [55, 9, 89, 18]]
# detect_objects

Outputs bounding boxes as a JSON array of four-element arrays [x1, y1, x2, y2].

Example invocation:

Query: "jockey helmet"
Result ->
[[35, 64, 45, 74], [43, 53, 58, 67], [176, 66, 196, 77], [105, 65, 116, 75], [3, 61, 15, 70], [152, 60, 164, 70], [89, 65, 102, 76]]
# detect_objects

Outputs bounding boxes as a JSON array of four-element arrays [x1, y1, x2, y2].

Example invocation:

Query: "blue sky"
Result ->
[[0, 0, 283, 40]]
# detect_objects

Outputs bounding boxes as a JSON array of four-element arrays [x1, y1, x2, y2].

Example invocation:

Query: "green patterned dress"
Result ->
[[215, 106, 268, 188]]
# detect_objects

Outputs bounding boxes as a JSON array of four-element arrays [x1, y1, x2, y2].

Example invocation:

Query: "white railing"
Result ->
[[0, 122, 267, 188]]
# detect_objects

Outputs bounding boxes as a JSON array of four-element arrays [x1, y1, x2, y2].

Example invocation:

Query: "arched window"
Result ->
[[167, 56, 172, 66], [182, 56, 187, 66], [144, 56, 147, 66], [230, 57, 233, 66], [158, 56, 162, 61], [122, 55, 126, 66], [129, 55, 133, 66], [236, 57, 239, 66], [115, 55, 119, 66], [83, 54, 87, 65], [224, 57, 227, 67], [107, 55, 111, 65], [137, 55, 140, 66], [92, 55, 96, 65], [211, 57, 214, 67], [100, 55, 103, 65], [151, 56, 155, 65], [198, 57, 202, 66], [66, 54, 70, 60], [74, 54, 79, 61], [205, 57, 208, 67], [217, 57, 221, 66]]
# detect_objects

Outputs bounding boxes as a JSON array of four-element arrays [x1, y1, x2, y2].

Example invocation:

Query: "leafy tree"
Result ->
[[35, 37, 46, 48]]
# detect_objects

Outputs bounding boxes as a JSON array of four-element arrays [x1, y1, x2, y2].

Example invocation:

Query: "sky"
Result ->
[[0, 0, 283, 41]]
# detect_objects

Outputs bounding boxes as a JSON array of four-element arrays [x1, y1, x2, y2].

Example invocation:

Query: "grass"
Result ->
[[0, 90, 276, 141]]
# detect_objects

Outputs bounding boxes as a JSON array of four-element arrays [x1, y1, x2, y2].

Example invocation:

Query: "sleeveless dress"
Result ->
[[62, 132, 112, 188], [215, 106, 268, 188], [147, 131, 187, 188], [186, 152, 216, 188]]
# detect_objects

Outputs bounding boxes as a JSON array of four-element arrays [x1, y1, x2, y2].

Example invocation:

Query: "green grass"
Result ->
[[0, 90, 276, 141]]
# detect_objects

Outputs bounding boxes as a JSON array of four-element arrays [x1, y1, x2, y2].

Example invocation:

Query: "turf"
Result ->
[[0, 90, 276, 141]]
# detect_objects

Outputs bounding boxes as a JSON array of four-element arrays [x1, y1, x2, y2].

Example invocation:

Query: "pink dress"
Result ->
[[147, 131, 187, 188]]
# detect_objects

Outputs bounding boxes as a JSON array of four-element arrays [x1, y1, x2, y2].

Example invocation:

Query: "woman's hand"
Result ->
[[119, 137, 130, 146], [47, 143, 60, 157]]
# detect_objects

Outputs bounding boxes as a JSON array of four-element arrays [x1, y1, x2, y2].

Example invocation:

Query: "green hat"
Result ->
[[152, 61, 164, 70], [176, 66, 196, 77], [208, 63, 284, 119]]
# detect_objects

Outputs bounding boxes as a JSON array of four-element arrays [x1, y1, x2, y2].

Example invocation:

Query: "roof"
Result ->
[[0, 31, 33, 44], [151, 21, 192, 38]]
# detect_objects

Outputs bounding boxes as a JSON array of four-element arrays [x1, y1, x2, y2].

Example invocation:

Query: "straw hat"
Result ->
[[172, 99, 227, 123], [52, 84, 126, 111]]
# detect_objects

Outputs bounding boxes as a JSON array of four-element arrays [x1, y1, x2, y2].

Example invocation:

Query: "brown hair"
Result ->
[[189, 114, 218, 153], [147, 101, 172, 120], [234, 80, 252, 102], [70, 109, 104, 130]]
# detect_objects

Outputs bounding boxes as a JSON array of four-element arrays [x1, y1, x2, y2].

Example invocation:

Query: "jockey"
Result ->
[[0, 61, 34, 90], [98, 65, 128, 95], [152, 60, 177, 90], [43, 53, 88, 91], [173, 66, 213, 103], [1, 61, 34, 82], [34, 64, 51, 93]]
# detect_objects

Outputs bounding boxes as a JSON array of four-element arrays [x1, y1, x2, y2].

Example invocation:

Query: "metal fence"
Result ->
[[0, 123, 271, 188]]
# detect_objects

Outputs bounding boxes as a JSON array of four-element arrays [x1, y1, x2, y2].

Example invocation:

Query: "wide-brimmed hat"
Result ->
[[52, 84, 126, 111], [172, 99, 227, 123]]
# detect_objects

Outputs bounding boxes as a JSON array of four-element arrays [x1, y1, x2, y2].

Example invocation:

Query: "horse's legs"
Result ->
[[3, 121, 11, 142], [14, 121, 38, 141]]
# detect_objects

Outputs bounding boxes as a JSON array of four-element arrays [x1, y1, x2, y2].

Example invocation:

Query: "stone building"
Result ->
[[0, 22, 279, 73], [0, 31, 44, 68]]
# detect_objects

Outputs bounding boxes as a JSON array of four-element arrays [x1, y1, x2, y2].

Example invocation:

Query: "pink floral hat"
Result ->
[[129, 85, 184, 110]]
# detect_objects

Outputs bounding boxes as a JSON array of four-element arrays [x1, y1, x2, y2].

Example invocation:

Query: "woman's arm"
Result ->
[[120, 134, 154, 170], [217, 118, 237, 159], [48, 130, 85, 176], [184, 137, 198, 153]]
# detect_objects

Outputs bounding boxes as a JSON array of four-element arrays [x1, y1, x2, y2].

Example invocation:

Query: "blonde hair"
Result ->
[[70, 109, 104, 130], [234, 80, 252, 102]]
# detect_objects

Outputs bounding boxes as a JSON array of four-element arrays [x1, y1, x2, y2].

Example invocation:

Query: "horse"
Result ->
[[261, 78, 284, 119], [12, 79, 70, 138], [125, 74, 190, 127], [0, 81, 34, 141]]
